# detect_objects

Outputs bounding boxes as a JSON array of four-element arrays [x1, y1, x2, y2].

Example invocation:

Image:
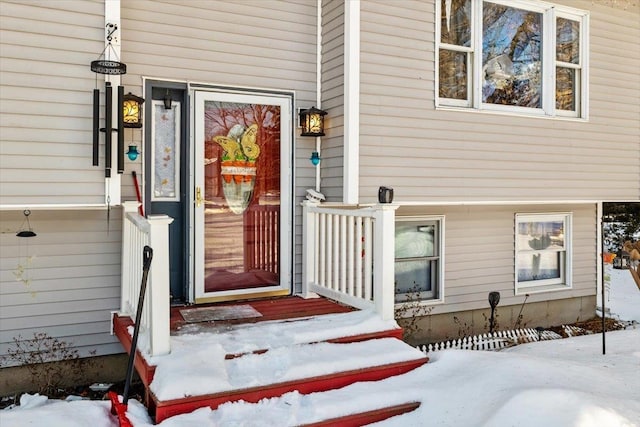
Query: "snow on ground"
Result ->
[[2, 270, 639, 427]]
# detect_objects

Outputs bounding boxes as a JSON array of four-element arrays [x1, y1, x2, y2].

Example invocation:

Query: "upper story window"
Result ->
[[515, 213, 572, 294], [437, 0, 588, 118]]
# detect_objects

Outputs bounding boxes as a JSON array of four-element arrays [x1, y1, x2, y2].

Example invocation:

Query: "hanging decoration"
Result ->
[[213, 124, 261, 214], [90, 23, 126, 75], [16, 209, 36, 238], [90, 23, 128, 176]]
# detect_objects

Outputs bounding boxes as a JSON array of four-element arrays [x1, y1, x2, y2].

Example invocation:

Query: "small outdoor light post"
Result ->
[[488, 291, 500, 333]]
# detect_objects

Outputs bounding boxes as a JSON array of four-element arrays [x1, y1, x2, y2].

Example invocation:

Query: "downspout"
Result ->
[[315, 0, 322, 193]]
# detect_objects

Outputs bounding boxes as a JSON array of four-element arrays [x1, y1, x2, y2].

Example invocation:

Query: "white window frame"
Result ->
[[515, 212, 572, 295], [435, 0, 589, 119], [394, 216, 445, 307]]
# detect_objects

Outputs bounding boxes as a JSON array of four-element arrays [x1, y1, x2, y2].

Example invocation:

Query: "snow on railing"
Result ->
[[301, 201, 398, 320], [119, 201, 173, 356], [418, 328, 563, 353]]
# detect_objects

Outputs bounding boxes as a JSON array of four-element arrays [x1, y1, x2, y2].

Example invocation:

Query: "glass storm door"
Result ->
[[193, 90, 292, 302]]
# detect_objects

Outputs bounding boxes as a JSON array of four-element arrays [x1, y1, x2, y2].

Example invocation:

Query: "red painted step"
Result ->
[[302, 401, 421, 427], [151, 356, 427, 423]]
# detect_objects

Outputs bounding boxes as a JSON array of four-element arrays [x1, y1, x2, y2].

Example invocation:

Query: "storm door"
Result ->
[[193, 90, 292, 302]]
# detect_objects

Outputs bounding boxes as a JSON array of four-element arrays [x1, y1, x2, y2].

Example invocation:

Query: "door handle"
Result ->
[[196, 186, 203, 207]]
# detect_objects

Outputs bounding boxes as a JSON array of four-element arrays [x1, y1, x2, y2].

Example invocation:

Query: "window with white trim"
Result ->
[[395, 217, 444, 303], [437, 0, 588, 118], [515, 213, 572, 293]]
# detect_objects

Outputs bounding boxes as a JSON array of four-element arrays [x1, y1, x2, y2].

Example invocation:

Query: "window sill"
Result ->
[[435, 105, 588, 123], [515, 283, 572, 295]]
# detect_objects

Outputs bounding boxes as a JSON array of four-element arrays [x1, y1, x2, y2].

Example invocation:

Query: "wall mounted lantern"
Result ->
[[16, 210, 36, 238], [299, 106, 327, 136], [122, 93, 144, 128], [126, 145, 141, 161]]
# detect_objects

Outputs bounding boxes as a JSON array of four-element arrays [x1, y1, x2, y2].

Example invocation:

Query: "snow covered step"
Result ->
[[149, 337, 427, 423]]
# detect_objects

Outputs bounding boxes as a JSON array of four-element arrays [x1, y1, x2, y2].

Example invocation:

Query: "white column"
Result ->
[[120, 201, 139, 314], [372, 204, 398, 320], [146, 214, 174, 356], [301, 200, 319, 298]]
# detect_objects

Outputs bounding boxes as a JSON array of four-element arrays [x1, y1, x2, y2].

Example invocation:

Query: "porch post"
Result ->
[[372, 204, 398, 320], [146, 214, 174, 356], [301, 200, 319, 298], [120, 201, 140, 314]]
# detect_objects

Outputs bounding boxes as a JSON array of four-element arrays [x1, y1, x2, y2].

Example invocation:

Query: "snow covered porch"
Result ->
[[112, 201, 425, 423]]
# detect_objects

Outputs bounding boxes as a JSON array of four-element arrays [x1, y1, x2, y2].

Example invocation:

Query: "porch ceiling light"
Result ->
[[163, 89, 172, 110], [123, 93, 144, 128], [299, 106, 327, 136]]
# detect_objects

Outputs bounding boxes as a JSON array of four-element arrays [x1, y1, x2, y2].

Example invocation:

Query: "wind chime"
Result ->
[[15, 210, 37, 292]]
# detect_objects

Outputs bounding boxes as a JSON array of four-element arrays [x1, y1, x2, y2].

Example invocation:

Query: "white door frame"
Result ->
[[191, 88, 293, 303]]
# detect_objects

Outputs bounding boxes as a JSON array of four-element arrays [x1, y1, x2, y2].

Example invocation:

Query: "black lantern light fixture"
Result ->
[[299, 106, 327, 137], [122, 93, 144, 128], [16, 210, 36, 238]]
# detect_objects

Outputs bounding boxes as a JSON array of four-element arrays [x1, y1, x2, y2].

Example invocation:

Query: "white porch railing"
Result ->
[[301, 201, 398, 320], [120, 201, 173, 356]]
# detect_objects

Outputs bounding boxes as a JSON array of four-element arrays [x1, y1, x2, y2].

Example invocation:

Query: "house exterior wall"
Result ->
[[396, 202, 598, 343], [0, 0, 108, 206], [0, 209, 123, 364], [357, 0, 640, 204], [118, 0, 320, 290]]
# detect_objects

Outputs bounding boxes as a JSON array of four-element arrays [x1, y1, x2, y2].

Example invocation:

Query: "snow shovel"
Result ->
[[109, 245, 153, 427]]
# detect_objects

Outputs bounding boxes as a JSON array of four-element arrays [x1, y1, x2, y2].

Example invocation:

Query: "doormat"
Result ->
[[180, 305, 262, 323]]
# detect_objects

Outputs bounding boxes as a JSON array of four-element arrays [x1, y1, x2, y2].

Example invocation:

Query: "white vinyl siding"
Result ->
[[395, 203, 595, 315], [0, 0, 108, 206], [0, 209, 122, 363], [358, 0, 639, 204]]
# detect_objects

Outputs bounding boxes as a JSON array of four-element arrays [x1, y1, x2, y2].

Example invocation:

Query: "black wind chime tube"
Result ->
[[92, 89, 100, 166], [104, 82, 112, 178], [117, 85, 125, 174]]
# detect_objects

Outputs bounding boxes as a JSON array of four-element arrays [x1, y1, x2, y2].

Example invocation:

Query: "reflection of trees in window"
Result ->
[[482, 4, 541, 107], [439, 0, 471, 101], [441, 0, 471, 46], [556, 18, 580, 112], [439, 50, 467, 99], [204, 102, 281, 200]]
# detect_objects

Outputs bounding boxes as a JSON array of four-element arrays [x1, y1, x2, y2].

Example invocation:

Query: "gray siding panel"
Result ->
[[358, 0, 640, 204], [0, 209, 122, 362], [0, 0, 107, 206], [396, 203, 597, 316]]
